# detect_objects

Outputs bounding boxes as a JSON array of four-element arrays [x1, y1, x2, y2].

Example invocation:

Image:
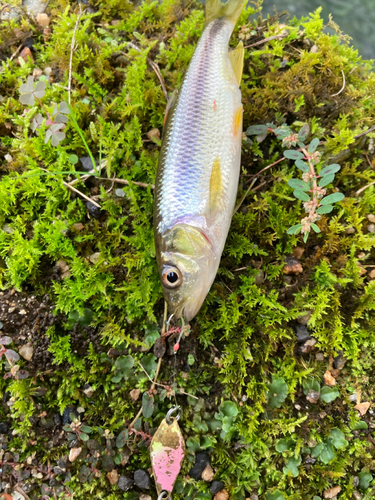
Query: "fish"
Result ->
[[154, 0, 246, 322]]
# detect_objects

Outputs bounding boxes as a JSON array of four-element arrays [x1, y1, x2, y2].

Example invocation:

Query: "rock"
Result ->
[[118, 475, 134, 492], [300, 338, 317, 354], [292, 246, 305, 259], [367, 224, 375, 233], [305, 457, 316, 465], [0, 5, 20, 20], [254, 270, 265, 285], [54, 466, 65, 475], [62, 406, 78, 425], [89, 252, 101, 264], [18, 47, 34, 64], [201, 464, 214, 482], [33, 68, 43, 77], [354, 402, 370, 415], [295, 324, 311, 343], [0, 422, 9, 434], [139, 496, 152, 500], [86, 201, 102, 219], [80, 156, 96, 172], [19, 344, 34, 361], [115, 188, 125, 197], [107, 469, 119, 485], [189, 452, 210, 480], [345, 226, 355, 234], [210, 481, 225, 495], [83, 384, 95, 397], [72, 223, 84, 231], [130, 389, 141, 401], [324, 485, 341, 498], [368, 214, 375, 223], [44, 66, 52, 76], [214, 489, 229, 500], [323, 370, 336, 386], [333, 351, 347, 370], [349, 393, 358, 402], [306, 389, 320, 404], [23, 0, 46, 16], [353, 491, 362, 500], [36, 12, 50, 27], [68, 447, 82, 462], [297, 312, 310, 325], [353, 476, 359, 487], [316, 352, 324, 361], [369, 269, 375, 279], [283, 257, 303, 275], [146, 128, 160, 142], [134, 469, 151, 489], [250, 495, 259, 500]]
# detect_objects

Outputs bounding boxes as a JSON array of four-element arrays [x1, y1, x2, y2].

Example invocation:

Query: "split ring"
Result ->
[[166, 406, 182, 425]]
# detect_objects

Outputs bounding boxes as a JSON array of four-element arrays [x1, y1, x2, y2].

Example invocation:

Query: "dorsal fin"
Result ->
[[163, 90, 178, 129], [229, 41, 244, 87], [209, 157, 224, 217]]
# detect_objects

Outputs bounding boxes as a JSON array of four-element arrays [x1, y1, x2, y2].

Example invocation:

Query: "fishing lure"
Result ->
[[154, 0, 246, 321], [150, 407, 185, 499]]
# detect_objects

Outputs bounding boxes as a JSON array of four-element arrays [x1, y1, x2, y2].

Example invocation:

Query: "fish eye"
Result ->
[[162, 267, 182, 288]]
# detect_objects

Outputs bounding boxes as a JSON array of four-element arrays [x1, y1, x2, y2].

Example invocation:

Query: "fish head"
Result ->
[[157, 224, 217, 322]]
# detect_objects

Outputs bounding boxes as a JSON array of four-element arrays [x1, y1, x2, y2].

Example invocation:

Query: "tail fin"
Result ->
[[205, 0, 246, 27]]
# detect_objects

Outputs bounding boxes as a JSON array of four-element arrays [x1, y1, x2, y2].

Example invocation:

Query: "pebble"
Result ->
[[368, 214, 375, 223], [0, 422, 9, 434], [210, 481, 225, 495], [316, 352, 324, 361], [214, 489, 229, 500], [297, 312, 310, 325], [353, 491, 362, 500], [115, 188, 125, 197], [324, 485, 341, 499], [134, 469, 151, 489], [68, 447, 82, 462], [62, 406, 78, 425], [189, 452, 210, 480], [306, 389, 320, 404], [333, 351, 347, 370], [130, 389, 141, 401], [292, 246, 305, 259], [72, 223, 84, 231], [295, 324, 311, 343], [353, 476, 359, 487], [345, 226, 355, 234], [323, 370, 336, 386], [367, 224, 375, 233], [107, 469, 119, 485], [36, 12, 50, 27], [89, 252, 101, 264], [44, 66, 52, 76], [83, 384, 95, 398], [369, 269, 375, 279], [349, 393, 358, 402], [33, 68, 43, 77], [283, 257, 303, 275], [80, 156, 97, 171], [254, 270, 265, 285], [300, 338, 317, 354], [18, 47, 34, 64], [19, 344, 34, 361], [139, 495, 152, 500], [118, 475, 134, 491], [202, 464, 214, 482], [146, 128, 161, 142], [23, 0, 46, 15], [86, 201, 102, 219]]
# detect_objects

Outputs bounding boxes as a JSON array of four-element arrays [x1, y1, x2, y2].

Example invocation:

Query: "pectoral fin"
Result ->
[[209, 157, 225, 217], [229, 41, 244, 87]]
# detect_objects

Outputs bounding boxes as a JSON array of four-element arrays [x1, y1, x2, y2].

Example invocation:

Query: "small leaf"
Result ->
[[310, 223, 320, 233], [311, 443, 324, 458], [353, 421, 368, 430], [114, 355, 134, 379], [140, 353, 158, 377], [80, 425, 92, 434], [51, 132, 66, 147], [283, 456, 301, 477], [246, 124, 268, 135], [329, 428, 348, 449], [319, 442, 335, 464], [116, 429, 128, 448], [284, 150, 304, 160], [267, 490, 285, 500], [319, 164, 341, 176], [69, 154, 78, 165], [302, 378, 320, 395], [142, 392, 154, 418], [16, 370, 29, 379], [266, 376, 288, 409], [80, 432, 89, 441], [58, 101, 70, 114], [288, 178, 310, 191], [287, 224, 302, 235], [186, 437, 201, 453], [320, 386, 339, 403], [33, 80, 46, 98], [220, 401, 238, 418], [320, 192, 345, 205], [5, 349, 19, 362], [295, 160, 309, 172], [319, 174, 335, 187], [316, 205, 334, 215], [276, 438, 295, 453], [308, 138, 319, 153], [0, 336, 12, 345], [274, 127, 290, 137], [358, 471, 373, 490], [298, 123, 310, 141], [19, 76, 34, 93], [293, 189, 310, 202]]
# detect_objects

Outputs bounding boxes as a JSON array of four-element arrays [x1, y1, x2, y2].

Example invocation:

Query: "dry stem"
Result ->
[[68, 5, 83, 105]]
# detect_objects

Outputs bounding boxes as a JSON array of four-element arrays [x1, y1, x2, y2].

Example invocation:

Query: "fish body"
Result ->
[[154, 0, 245, 321]]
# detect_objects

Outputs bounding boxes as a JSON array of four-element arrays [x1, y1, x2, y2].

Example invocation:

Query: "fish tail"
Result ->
[[205, 0, 246, 27]]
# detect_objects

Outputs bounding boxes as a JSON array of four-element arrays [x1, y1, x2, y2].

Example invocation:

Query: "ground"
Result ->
[[1, 1, 375, 499]]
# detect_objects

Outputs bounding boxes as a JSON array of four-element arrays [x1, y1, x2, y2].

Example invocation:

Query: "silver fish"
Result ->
[[154, 0, 245, 321]]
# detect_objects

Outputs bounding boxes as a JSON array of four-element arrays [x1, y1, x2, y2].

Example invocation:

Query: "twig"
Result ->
[[68, 4, 83, 105], [330, 69, 346, 97], [63, 180, 101, 208], [14, 485, 31, 500], [95, 177, 155, 189], [244, 34, 287, 49], [244, 157, 285, 185], [354, 125, 375, 140], [233, 177, 258, 214], [9, 42, 24, 62], [356, 180, 375, 197], [121, 45, 168, 102]]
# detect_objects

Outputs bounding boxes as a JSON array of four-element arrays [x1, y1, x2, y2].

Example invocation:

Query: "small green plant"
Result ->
[[266, 376, 288, 408], [246, 123, 344, 242], [64, 415, 93, 442]]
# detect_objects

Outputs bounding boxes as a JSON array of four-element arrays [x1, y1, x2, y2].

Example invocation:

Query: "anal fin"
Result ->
[[229, 41, 244, 87]]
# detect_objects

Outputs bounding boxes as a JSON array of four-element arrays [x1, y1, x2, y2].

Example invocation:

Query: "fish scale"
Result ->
[[154, 0, 245, 321]]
